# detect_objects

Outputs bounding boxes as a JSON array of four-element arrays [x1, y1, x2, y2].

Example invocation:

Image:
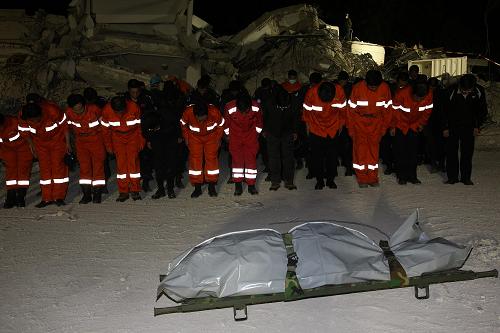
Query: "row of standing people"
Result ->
[[0, 69, 488, 208]]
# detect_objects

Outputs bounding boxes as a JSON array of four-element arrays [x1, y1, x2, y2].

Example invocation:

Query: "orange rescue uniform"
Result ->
[[101, 100, 144, 194], [181, 104, 224, 185], [18, 100, 69, 201], [66, 104, 106, 187], [347, 80, 392, 185], [0, 116, 33, 189]]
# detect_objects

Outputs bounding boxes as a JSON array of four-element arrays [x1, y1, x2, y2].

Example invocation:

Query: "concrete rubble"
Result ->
[[0, 1, 497, 120]]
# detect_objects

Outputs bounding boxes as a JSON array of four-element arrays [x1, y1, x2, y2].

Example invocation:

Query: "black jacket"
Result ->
[[257, 87, 299, 137], [442, 85, 487, 130]]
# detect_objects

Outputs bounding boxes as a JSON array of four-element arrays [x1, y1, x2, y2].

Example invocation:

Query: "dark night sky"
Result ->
[[5, 0, 500, 59]]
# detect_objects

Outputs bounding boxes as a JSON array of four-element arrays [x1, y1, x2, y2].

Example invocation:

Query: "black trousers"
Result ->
[[338, 128, 353, 171], [152, 140, 178, 191], [259, 136, 269, 170], [309, 133, 338, 182], [266, 133, 295, 184], [379, 131, 395, 169], [139, 147, 154, 181], [423, 124, 445, 169], [395, 129, 419, 181], [446, 127, 475, 182]]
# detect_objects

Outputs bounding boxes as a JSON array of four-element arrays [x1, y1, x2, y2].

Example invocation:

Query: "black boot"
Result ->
[[3, 189, 17, 209], [131, 192, 142, 201], [191, 184, 202, 198], [35, 200, 54, 208], [234, 182, 243, 196], [16, 188, 27, 207], [248, 185, 258, 195], [79, 185, 92, 204], [116, 193, 129, 202], [55, 199, 66, 206], [326, 179, 337, 189], [142, 179, 151, 192], [166, 178, 176, 198], [92, 187, 102, 204], [152, 187, 166, 199], [208, 183, 217, 197], [315, 179, 325, 190]]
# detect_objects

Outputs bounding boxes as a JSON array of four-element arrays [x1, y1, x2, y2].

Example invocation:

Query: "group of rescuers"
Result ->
[[0, 66, 488, 208]]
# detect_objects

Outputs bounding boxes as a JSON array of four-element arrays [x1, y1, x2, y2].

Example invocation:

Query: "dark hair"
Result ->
[[318, 82, 335, 102], [21, 103, 42, 120], [261, 78, 272, 88], [67, 94, 85, 108], [288, 69, 298, 77], [26, 93, 42, 104], [193, 100, 208, 117], [197, 78, 210, 90], [460, 74, 476, 90], [397, 71, 409, 82], [0, 113, 5, 126], [236, 92, 252, 111], [83, 87, 98, 103], [337, 71, 349, 81], [416, 74, 428, 84], [127, 79, 142, 89], [365, 70, 382, 87], [111, 96, 126, 112], [228, 80, 242, 92], [428, 77, 439, 88], [409, 65, 419, 73], [309, 72, 322, 85]]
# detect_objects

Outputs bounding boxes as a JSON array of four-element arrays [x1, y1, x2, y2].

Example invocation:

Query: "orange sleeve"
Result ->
[[391, 89, 402, 129], [382, 84, 393, 132], [100, 105, 113, 152], [180, 107, 190, 141], [302, 88, 313, 123], [415, 91, 433, 129], [335, 84, 347, 128]]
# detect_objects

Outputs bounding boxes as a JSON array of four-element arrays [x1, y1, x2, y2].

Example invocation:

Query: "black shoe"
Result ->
[[444, 179, 458, 184], [16, 188, 27, 207], [3, 190, 17, 209], [191, 185, 202, 198], [131, 192, 141, 201], [462, 179, 474, 185], [315, 180, 325, 190], [55, 199, 66, 206], [358, 183, 369, 188], [344, 168, 353, 176], [306, 172, 314, 180], [248, 185, 258, 195], [262, 167, 270, 173], [167, 189, 176, 199], [234, 182, 243, 196], [35, 201, 53, 208], [284, 182, 297, 190], [265, 175, 271, 182], [175, 176, 185, 189], [326, 179, 337, 189], [142, 179, 151, 192], [384, 167, 394, 175], [296, 159, 304, 170], [368, 182, 380, 187], [116, 193, 129, 202], [269, 183, 280, 191], [79, 185, 92, 204], [152, 188, 166, 199], [227, 178, 234, 184], [92, 187, 102, 204], [208, 183, 217, 197], [409, 178, 421, 184], [398, 179, 407, 185]]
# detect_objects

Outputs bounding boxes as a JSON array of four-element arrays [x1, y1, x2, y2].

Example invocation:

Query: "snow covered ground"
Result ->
[[1, 138, 499, 332]]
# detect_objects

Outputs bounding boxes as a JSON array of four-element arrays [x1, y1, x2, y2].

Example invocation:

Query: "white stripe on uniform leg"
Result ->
[[53, 177, 69, 184], [245, 169, 258, 174], [40, 179, 52, 185], [207, 169, 219, 175], [368, 164, 379, 170], [353, 163, 365, 170], [189, 170, 202, 176], [17, 180, 30, 186], [245, 174, 257, 179], [92, 180, 106, 186], [117, 174, 127, 179], [79, 179, 92, 185], [6, 180, 17, 186], [233, 173, 244, 178], [129, 173, 141, 178]]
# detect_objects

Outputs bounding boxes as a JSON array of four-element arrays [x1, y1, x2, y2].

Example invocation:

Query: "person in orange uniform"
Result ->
[[347, 70, 392, 188], [180, 99, 224, 198], [224, 93, 263, 196], [302, 81, 346, 190], [66, 94, 106, 204], [101, 96, 144, 202], [18, 94, 70, 207], [391, 76, 433, 185], [0, 113, 33, 208]]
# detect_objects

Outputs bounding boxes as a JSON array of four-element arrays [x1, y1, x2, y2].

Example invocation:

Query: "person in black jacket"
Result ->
[[141, 110, 180, 199], [442, 74, 487, 185], [262, 84, 299, 190]]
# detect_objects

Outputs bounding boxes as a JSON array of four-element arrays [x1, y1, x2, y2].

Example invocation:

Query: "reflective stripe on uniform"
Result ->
[[40, 179, 52, 185], [252, 106, 260, 112], [233, 173, 244, 178], [392, 105, 411, 112], [8, 133, 20, 141], [367, 164, 379, 170], [53, 177, 69, 183], [207, 123, 217, 131], [256, 127, 263, 133], [88, 120, 100, 128], [218, 118, 225, 126], [232, 168, 244, 173], [224, 128, 229, 135], [45, 123, 58, 132], [18, 125, 36, 134], [92, 180, 106, 186], [100, 120, 110, 127], [245, 174, 257, 179], [189, 170, 202, 175], [17, 180, 30, 186], [228, 107, 237, 114], [68, 121, 82, 127], [129, 173, 141, 178], [207, 169, 219, 175], [109, 121, 121, 126], [189, 125, 200, 132], [376, 100, 393, 108], [126, 119, 141, 126], [58, 113, 67, 125], [79, 179, 92, 185], [353, 163, 365, 170], [418, 103, 433, 111], [331, 101, 347, 108], [117, 174, 127, 179], [180, 119, 186, 125], [245, 169, 258, 174], [6, 180, 17, 186]]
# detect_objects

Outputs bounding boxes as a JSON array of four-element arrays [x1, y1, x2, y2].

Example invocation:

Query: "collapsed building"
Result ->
[[0, 0, 497, 127]]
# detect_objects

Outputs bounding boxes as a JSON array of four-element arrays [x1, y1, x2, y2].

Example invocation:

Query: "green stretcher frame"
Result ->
[[155, 269, 497, 320]]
